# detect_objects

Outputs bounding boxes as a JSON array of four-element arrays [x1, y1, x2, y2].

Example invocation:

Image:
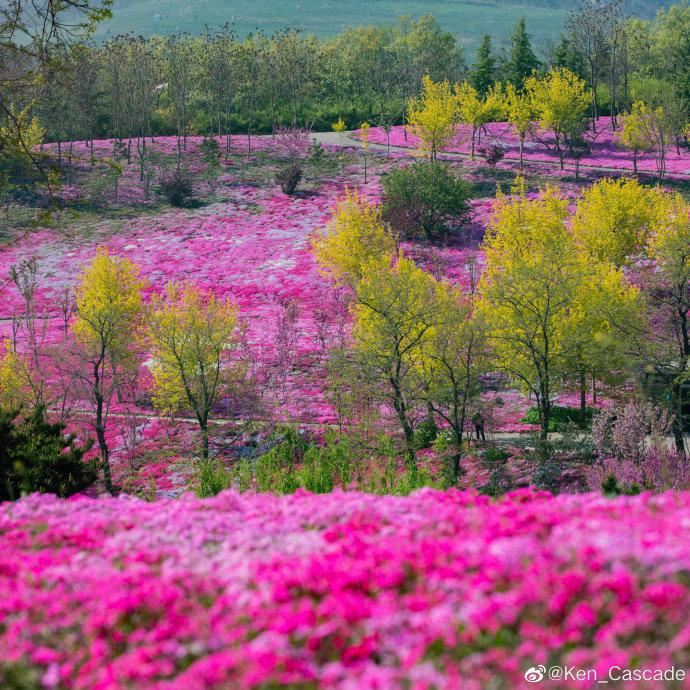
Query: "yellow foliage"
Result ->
[[572, 177, 671, 267], [72, 248, 145, 359], [619, 101, 653, 172], [647, 194, 690, 287], [353, 256, 439, 365], [332, 117, 346, 133], [525, 68, 590, 165], [147, 282, 243, 418], [0, 104, 44, 164], [406, 75, 456, 160], [359, 121, 371, 151], [453, 81, 503, 158], [0, 340, 31, 411], [311, 189, 396, 289], [478, 183, 579, 398], [504, 83, 534, 166]]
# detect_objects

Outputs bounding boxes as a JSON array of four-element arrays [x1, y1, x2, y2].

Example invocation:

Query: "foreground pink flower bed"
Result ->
[[2, 490, 690, 689]]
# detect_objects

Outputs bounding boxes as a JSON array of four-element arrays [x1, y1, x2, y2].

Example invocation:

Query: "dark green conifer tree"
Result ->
[[505, 18, 540, 88], [470, 34, 497, 95], [0, 406, 97, 501]]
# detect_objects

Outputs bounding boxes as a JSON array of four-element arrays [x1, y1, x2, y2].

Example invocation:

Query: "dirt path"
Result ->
[[311, 131, 690, 181]]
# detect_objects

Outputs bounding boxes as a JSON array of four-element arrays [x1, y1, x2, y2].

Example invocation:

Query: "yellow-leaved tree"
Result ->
[[72, 248, 145, 493], [0, 340, 33, 410], [417, 270, 489, 481], [406, 75, 456, 161], [352, 256, 440, 471], [147, 282, 246, 461], [504, 83, 535, 169], [478, 180, 584, 438], [571, 177, 670, 267], [562, 260, 641, 426], [310, 189, 396, 291], [525, 68, 591, 169], [453, 81, 503, 159], [644, 195, 690, 452], [619, 101, 653, 175]]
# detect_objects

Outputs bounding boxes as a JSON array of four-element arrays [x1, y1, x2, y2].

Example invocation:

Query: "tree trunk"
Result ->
[[391, 377, 416, 472], [200, 418, 209, 460], [671, 381, 686, 456], [579, 367, 587, 429], [94, 393, 112, 494]]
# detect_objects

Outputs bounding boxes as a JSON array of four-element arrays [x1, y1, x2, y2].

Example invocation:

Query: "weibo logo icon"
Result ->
[[524, 665, 546, 683]]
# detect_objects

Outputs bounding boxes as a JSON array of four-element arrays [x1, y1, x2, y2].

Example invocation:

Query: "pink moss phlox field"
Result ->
[[3, 489, 690, 689], [364, 119, 690, 177]]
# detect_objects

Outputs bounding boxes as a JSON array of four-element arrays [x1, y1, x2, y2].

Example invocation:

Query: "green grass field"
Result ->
[[95, 0, 570, 54]]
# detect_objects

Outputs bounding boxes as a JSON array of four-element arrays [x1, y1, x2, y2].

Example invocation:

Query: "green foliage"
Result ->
[[470, 35, 497, 95], [195, 459, 232, 498], [200, 135, 221, 167], [413, 417, 438, 450], [601, 473, 642, 496], [157, 168, 195, 207], [0, 406, 97, 501], [483, 447, 510, 464], [521, 405, 595, 431], [297, 439, 353, 493], [505, 18, 540, 88], [253, 428, 354, 494], [380, 162, 473, 240], [366, 458, 443, 495]]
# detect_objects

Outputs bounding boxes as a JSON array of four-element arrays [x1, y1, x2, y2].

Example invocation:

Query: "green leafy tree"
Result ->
[[380, 161, 473, 240]]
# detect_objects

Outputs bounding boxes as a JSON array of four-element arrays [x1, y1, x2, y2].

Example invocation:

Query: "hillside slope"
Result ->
[[95, 0, 566, 54], [95, 0, 669, 53]]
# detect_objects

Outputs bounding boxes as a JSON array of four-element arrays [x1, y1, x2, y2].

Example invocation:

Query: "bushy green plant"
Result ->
[[195, 459, 232, 498], [254, 427, 305, 493], [381, 161, 473, 240], [200, 135, 221, 166], [521, 405, 595, 431], [253, 429, 356, 495], [601, 473, 642, 496], [482, 447, 510, 465], [296, 438, 353, 493], [0, 406, 97, 501], [413, 417, 438, 450]]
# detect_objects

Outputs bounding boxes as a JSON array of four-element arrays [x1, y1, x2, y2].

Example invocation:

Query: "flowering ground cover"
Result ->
[[364, 118, 690, 178], [2, 488, 690, 689], [0, 136, 645, 491]]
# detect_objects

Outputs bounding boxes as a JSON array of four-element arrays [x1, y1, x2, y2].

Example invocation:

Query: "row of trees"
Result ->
[[406, 68, 687, 178], [312, 176, 689, 478], [470, 1, 690, 132], [5, 2, 687, 156]]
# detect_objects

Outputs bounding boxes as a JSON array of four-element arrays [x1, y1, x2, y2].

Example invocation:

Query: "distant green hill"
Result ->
[[93, 0, 663, 55]]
